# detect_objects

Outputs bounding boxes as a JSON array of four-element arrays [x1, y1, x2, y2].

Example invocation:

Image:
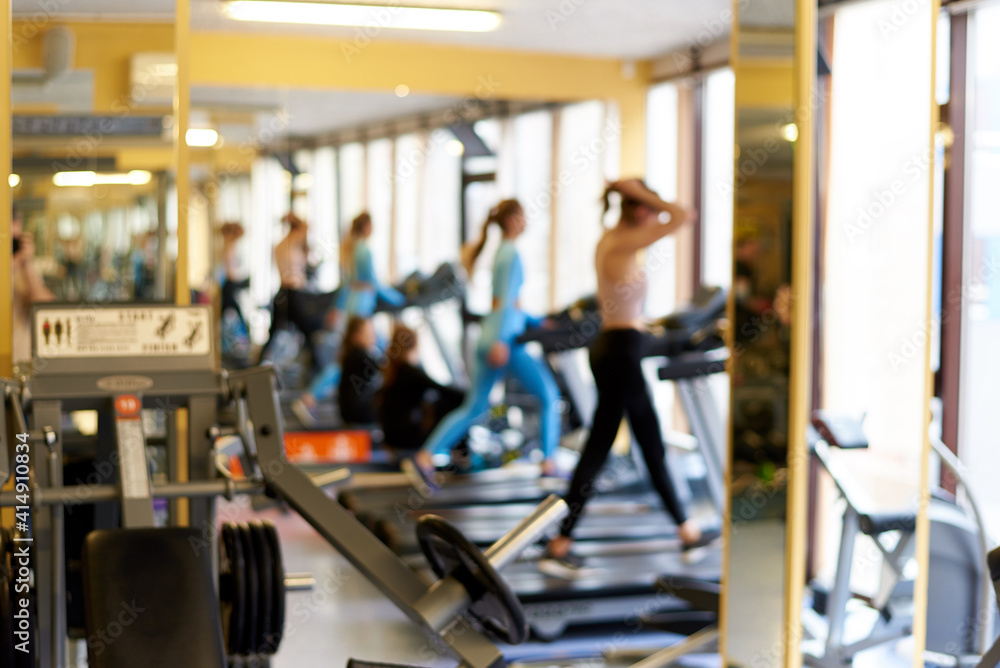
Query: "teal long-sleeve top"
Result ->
[[337, 239, 405, 314], [478, 241, 542, 354]]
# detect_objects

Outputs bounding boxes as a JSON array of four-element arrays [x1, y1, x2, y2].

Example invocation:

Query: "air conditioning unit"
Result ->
[[130, 53, 177, 107]]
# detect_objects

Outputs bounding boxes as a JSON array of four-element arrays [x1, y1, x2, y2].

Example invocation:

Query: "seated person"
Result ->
[[337, 316, 382, 425], [378, 324, 464, 453]]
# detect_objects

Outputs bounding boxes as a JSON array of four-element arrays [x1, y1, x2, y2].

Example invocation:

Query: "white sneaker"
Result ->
[[538, 553, 599, 580]]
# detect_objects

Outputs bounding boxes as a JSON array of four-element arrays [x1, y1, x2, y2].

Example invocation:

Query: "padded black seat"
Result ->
[[859, 511, 917, 536], [82, 528, 226, 668]]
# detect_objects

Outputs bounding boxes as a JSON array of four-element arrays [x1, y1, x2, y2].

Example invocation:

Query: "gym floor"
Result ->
[[215, 498, 915, 668]]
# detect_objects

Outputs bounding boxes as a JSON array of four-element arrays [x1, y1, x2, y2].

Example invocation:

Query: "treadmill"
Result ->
[[339, 287, 729, 518], [341, 291, 729, 641]]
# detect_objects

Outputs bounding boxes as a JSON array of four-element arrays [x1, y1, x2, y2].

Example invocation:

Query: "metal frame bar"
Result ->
[[234, 366, 507, 668], [676, 377, 726, 514]]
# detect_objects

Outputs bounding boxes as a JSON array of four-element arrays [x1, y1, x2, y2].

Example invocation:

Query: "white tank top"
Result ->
[[595, 232, 648, 331]]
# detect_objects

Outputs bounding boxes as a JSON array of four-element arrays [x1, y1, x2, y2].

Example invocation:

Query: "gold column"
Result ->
[[912, 1, 942, 662], [175, 0, 191, 306], [0, 0, 11, 377], [174, 0, 191, 526], [784, 0, 816, 665]]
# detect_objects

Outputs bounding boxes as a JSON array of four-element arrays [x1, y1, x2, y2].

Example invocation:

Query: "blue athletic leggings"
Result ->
[[421, 344, 561, 460]]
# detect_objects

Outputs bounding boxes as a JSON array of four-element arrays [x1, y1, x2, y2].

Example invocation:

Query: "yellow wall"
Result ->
[[13, 21, 174, 113], [734, 62, 794, 109], [11, 22, 648, 173]]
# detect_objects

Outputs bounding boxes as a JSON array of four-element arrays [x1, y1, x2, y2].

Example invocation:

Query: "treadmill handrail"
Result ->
[[930, 433, 994, 654]]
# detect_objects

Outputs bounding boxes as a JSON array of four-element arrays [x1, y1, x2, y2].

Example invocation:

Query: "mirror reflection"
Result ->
[[10, 22, 178, 372], [3, 1, 962, 668], [725, 4, 797, 665]]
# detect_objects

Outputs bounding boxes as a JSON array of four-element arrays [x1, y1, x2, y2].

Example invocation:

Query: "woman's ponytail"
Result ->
[[460, 199, 522, 275], [461, 208, 498, 276]]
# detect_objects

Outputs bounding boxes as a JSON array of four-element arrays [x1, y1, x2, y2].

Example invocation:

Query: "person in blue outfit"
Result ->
[[292, 212, 405, 426], [414, 199, 561, 476]]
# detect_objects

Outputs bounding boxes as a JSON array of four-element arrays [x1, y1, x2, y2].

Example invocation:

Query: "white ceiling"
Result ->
[[191, 85, 465, 137], [16, 0, 732, 60], [15, 0, 736, 141]]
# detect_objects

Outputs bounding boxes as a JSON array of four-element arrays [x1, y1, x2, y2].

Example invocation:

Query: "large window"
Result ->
[[248, 156, 288, 307], [645, 82, 680, 317], [702, 68, 736, 290], [506, 109, 554, 315], [309, 146, 339, 291], [338, 142, 366, 230], [552, 101, 608, 308], [958, 3, 1000, 535], [393, 133, 423, 278], [366, 138, 394, 281], [817, 0, 935, 585], [419, 131, 462, 273]]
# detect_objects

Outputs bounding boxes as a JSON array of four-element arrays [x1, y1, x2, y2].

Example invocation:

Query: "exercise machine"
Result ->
[[802, 411, 987, 667], [0, 303, 568, 668]]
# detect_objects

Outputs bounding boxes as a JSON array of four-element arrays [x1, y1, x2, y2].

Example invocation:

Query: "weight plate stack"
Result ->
[[220, 521, 287, 660], [260, 522, 285, 651], [219, 522, 247, 656], [247, 522, 273, 656], [236, 524, 259, 657]]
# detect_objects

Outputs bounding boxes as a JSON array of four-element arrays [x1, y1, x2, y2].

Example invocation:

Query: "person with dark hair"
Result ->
[[539, 179, 712, 578], [220, 222, 249, 332], [259, 213, 324, 371], [337, 315, 382, 425], [292, 212, 404, 426], [342, 212, 405, 316], [414, 199, 561, 476], [378, 323, 465, 453], [12, 206, 54, 365]]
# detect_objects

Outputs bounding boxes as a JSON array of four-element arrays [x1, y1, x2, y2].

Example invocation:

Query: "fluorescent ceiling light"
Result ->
[[53, 171, 153, 187], [8, 174, 20, 187], [224, 1, 502, 32], [186, 128, 220, 147]]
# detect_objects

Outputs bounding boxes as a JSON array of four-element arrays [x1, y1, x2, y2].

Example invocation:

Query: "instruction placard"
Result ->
[[34, 307, 211, 359]]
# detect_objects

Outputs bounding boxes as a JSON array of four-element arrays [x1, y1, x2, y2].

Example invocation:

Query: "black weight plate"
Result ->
[[247, 522, 273, 656], [237, 523, 259, 657], [416, 515, 527, 645], [260, 522, 285, 651], [220, 523, 246, 656]]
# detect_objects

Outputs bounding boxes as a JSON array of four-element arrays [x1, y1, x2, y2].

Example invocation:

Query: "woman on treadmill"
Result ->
[[414, 199, 561, 477], [539, 179, 712, 579], [293, 212, 404, 426]]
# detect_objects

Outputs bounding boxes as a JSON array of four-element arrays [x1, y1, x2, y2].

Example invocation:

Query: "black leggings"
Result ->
[[559, 328, 688, 536], [260, 288, 324, 371]]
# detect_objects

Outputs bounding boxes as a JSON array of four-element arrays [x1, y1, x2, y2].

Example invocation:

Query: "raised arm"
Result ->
[[613, 203, 692, 251]]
